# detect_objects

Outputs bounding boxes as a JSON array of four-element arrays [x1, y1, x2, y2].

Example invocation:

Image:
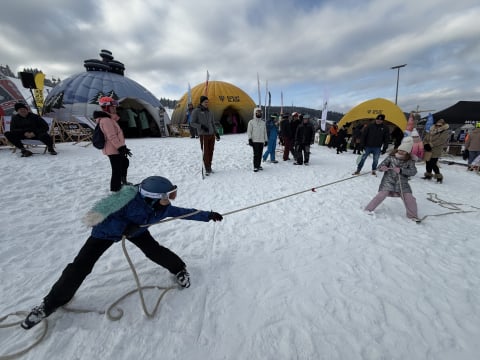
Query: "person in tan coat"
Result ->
[[465, 123, 480, 170], [422, 118, 449, 183]]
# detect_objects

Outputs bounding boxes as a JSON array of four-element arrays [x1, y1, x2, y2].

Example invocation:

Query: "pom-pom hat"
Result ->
[[397, 136, 414, 153]]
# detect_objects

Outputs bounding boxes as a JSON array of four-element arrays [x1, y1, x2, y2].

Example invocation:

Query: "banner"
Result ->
[[257, 73, 261, 108], [321, 100, 328, 131], [33, 73, 46, 113], [187, 82, 192, 104], [425, 113, 434, 133]]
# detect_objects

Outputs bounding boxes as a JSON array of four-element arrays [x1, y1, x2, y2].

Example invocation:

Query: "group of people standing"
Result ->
[[247, 110, 315, 171]]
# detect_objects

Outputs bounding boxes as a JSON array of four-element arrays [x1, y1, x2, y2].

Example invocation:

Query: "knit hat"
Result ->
[[397, 136, 413, 153], [200, 96, 208, 104], [14, 102, 28, 111]]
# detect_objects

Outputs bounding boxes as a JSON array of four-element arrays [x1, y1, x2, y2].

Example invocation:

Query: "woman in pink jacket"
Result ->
[[94, 97, 132, 191]]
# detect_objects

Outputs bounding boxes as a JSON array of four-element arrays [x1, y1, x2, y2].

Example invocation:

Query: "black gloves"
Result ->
[[381, 148, 386, 155], [123, 224, 141, 237], [424, 143, 432, 151], [215, 132, 220, 141], [264, 141, 268, 147], [208, 211, 223, 222], [248, 139, 253, 146], [201, 124, 209, 132], [118, 145, 133, 157]]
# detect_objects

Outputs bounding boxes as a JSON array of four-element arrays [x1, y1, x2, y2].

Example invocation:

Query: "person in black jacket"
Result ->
[[4, 102, 56, 156], [353, 114, 390, 175], [294, 115, 315, 165], [279, 113, 293, 161]]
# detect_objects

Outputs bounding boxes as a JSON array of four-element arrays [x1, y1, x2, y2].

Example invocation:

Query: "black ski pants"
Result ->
[[43, 232, 185, 314], [252, 142, 264, 169], [4, 131, 54, 150], [108, 154, 129, 192]]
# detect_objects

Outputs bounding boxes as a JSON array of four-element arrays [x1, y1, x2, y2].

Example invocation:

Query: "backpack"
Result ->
[[92, 123, 105, 149]]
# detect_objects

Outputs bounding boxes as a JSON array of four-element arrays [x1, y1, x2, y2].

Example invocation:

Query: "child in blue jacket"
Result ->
[[21, 176, 223, 329]]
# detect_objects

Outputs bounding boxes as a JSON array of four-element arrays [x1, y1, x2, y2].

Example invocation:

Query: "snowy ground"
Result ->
[[1, 134, 479, 360]]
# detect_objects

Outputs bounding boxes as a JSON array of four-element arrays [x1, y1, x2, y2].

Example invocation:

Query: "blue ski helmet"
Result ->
[[139, 176, 177, 200]]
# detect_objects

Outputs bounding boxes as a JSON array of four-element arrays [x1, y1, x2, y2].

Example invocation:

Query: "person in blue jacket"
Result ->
[[262, 114, 279, 163], [21, 176, 223, 330]]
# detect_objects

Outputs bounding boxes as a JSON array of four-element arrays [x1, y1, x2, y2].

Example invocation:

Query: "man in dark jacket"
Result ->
[[353, 114, 390, 175], [294, 115, 315, 165], [20, 176, 224, 330], [190, 96, 220, 175], [5, 102, 56, 156]]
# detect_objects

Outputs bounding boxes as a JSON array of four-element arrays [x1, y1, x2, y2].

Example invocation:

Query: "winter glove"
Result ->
[[201, 124, 209, 132], [393, 167, 401, 174], [248, 139, 253, 147], [379, 165, 389, 172], [215, 132, 220, 141], [118, 145, 133, 157], [123, 224, 141, 238], [423, 143, 432, 151], [264, 141, 268, 147], [208, 211, 223, 222]]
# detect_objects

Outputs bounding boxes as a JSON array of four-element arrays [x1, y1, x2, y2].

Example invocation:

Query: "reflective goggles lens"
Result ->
[[164, 185, 178, 200], [101, 100, 119, 107]]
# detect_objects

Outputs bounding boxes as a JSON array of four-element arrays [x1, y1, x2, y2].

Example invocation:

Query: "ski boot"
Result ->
[[421, 172, 432, 180], [175, 268, 191, 288], [21, 302, 48, 329]]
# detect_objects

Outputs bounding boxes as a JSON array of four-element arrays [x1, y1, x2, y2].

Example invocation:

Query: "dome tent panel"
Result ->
[[171, 81, 256, 134], [337, 98, 407, 131], [43, 50, 168, 138]]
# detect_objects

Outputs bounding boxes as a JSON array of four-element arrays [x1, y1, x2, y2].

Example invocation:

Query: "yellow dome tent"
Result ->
[[337, 98, 407, 130], [171, 81, 256, 134]]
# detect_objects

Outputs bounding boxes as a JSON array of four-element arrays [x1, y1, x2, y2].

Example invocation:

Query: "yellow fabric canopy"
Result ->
[[337, 98, 407, 130]]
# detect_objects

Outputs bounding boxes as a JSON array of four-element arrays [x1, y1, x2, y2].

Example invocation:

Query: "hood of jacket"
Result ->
[[93, 110, 111, 120], [253, 107, 262, 117]]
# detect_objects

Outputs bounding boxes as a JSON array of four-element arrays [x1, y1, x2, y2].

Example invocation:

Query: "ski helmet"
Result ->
[[139, 176, 177, 200], [99, 96, 118, 107]]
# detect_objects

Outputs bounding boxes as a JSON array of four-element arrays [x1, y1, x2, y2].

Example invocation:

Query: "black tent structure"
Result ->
[[428, 101, 480, 125]]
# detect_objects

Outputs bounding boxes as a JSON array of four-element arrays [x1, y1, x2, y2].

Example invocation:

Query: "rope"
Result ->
[[0, 312, 48, 360], [222, 172, 370, 217], [0, 172, 371, 358]]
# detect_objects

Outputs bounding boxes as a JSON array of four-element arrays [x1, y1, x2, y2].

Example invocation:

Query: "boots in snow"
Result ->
[[175, 268, 191, 288], [422, 172, 432, 180], [21, 302, 48, 329], [435, 173, 443, 183]]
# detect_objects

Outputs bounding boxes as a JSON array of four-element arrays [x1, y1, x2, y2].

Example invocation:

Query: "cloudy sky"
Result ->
[[1, 0, 479, 114]]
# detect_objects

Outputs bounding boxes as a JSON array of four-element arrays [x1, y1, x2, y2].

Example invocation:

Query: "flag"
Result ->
[[425, 113, 434, 133], [280, 91, 284, 114], [320, 100, 328, 131], [268, 91, 271, 107], [33, 72, 45, 114], [203, 71, 209, 96], [257, 73, 261, 108], [187, 82, 192, 104]]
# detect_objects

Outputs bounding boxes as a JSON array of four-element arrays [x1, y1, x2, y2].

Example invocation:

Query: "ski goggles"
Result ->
[[139, 185, 177, 200], [100, 100, 119, 107]]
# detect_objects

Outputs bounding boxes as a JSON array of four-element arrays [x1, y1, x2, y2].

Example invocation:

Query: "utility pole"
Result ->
[[391, 64, 407, 105]]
